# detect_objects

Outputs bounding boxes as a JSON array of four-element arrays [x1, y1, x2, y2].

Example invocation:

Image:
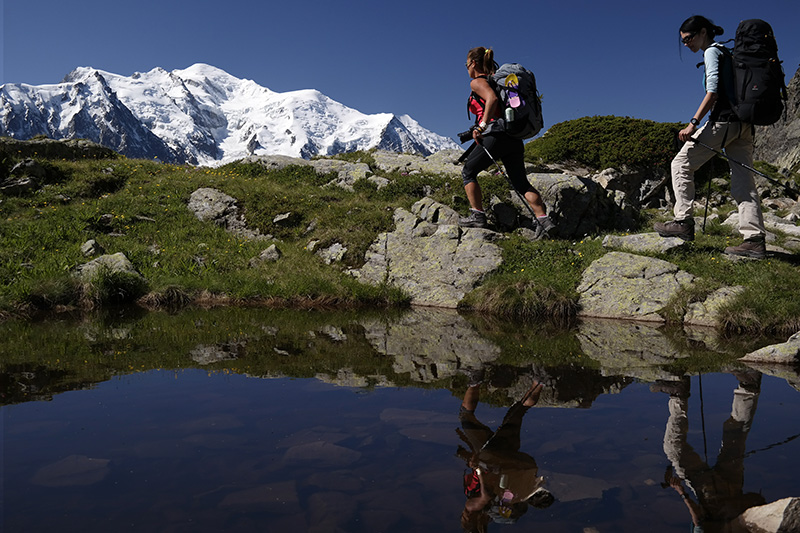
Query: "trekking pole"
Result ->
[[688, 136, 800, 201], [476, 139, 542, 230]]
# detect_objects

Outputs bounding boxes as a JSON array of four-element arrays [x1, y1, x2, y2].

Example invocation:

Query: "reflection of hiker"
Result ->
[[654, 15, 767, 259], [459, 46, 555, 235], [457, 372, 553, 531], [652, 371, 765, 532]]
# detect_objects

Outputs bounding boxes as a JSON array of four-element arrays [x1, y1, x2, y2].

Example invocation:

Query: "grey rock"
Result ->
[[602, 233, 690, 254], [0, 176, 38, 195], [411, 196, 460, 225], [187, 187, 268, 240], [10, 158, 47, 180], [367, 176, 390, 189], [249, 244, 282, 267], [577, 252, 695, 322], [317, 242, 347, 265], [741, 331, 800, 365], [684, 285, 745, 327], [783, 238, 800, 251], [754, 66, 800, 173], [372, 150, 464, 177], [73, 252, 142, 283], [80, 239, 105, 257], [738, 497, 800, 533], [525, 173, 636, 238], [357, 204, 503, 308]]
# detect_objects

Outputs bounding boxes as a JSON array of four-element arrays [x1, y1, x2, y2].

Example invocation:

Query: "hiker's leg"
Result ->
[[671, 123, 717, 221], [499, 139, 547, 217], [462, 140, 494, 211], [462, 383, 480, 411], [725, 124, 765, 241]]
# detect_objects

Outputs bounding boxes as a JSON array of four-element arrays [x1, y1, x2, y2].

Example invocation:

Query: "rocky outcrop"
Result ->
[[576, 252, 695, 322], [240, 155, 372, 191], [526, 173, 636, 237], [355, 197, 503, 308], [755, 66, 800, 173], [0, 137, 119, 161], [684, 285, 746, 327], [738, 497, 800, 533], [73, 252, 142, 284], [187, 187, 268, 241], [602, 233, 689, 254], [741, 331, 800, 365]]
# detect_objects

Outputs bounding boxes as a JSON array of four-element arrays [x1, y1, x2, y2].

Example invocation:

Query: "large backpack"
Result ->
[[728, 19, 788, 125], [468, 63, 544, 139]]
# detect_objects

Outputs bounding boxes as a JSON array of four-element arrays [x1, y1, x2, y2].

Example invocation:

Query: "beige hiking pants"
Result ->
[[671, 121, 766, 240]]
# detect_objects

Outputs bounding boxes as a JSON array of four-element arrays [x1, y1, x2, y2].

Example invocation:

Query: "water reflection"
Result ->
[[1, 308, 799, 532], [653, 371, 766, 533], [458, 376, 551, 531]]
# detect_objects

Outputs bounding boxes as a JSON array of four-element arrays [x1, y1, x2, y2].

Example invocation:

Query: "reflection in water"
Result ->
[[1, 308, 799, 532], [654, 371, 766, 533], [457, 374, 552, 531]]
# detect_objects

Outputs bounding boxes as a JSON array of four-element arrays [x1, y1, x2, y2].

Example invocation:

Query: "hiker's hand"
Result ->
[[678, 123, 697, 143], [472, 127, 484, 141]]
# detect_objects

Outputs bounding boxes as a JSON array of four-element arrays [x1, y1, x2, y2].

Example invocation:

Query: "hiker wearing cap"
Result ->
[[654, 15, 767, 259], [460, 46, 555, 235]]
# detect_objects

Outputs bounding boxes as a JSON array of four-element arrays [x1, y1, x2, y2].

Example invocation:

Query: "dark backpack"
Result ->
[[728, 19, 788, 125], [467, 63, 544, 139]]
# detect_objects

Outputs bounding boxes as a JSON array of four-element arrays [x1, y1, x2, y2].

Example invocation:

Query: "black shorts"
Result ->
[[461, 134, 531, 194]]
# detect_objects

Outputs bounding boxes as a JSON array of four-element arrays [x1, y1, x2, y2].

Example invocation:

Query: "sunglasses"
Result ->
[[681, 32, 697, 45], [465, 61, 474, 68]]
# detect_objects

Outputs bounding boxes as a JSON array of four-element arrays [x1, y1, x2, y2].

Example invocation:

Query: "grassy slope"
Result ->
[[1, 146, 799, 335]]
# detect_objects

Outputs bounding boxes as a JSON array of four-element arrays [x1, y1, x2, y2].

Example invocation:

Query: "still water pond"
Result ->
[[2, 307, 799, 532]]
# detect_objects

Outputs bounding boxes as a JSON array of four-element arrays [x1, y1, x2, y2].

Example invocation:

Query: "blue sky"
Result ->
[[2, 0, 799, 145]]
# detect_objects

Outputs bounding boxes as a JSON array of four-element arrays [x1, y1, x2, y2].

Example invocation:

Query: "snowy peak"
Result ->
[[1, 64, 458, 164]]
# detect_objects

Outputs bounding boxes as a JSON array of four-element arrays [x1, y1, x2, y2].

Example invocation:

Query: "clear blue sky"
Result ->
[[2, 0, 799, 144]]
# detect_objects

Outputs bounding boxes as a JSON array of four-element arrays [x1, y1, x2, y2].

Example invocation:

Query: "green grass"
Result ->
[[2, 144, 799, 336]]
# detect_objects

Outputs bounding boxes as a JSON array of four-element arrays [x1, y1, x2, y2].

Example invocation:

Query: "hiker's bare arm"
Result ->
[[679, 92, 718, 141]]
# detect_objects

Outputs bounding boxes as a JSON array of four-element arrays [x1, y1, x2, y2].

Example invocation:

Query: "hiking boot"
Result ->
[[536, 215, 556, 234], [654, 219, 695, 241], [724, 237, 766, 260], [459, 210, 488, 229]]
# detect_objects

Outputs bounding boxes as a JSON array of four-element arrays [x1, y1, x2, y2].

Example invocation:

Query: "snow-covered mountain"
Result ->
[[0, 63, 459, 165]]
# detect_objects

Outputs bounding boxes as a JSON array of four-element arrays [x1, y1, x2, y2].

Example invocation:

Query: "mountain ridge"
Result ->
[[0, 63, 459, 165]]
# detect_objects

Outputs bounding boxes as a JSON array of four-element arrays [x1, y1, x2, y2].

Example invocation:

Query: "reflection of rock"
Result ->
[[282, 441, 362, 468], [741, 331, 800, 365], [361, 308, 501, 382], [31, 454, 110, 487], [738, 497, 800, 533], [544, 471, 613, 502], [577, 252, 695, 322], [576, 319, 690, 382], [190, 341, 246, 365], [219, 480, 301, 513]]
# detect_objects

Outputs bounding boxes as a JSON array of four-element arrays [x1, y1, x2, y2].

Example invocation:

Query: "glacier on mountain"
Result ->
[[0, 63, 459, 165]]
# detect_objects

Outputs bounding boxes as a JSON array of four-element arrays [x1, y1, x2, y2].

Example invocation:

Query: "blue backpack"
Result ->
[[468, 63, 544, 139]]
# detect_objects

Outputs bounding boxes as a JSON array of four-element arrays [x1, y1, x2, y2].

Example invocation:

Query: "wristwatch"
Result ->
[[690, 118, 700, 126]]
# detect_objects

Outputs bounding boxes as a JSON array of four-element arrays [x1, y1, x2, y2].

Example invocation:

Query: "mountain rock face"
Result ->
[[755, 66, 800, 173], [0, 64, 459, 165]]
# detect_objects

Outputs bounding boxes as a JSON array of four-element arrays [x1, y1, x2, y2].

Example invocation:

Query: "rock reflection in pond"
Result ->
[[2, 307, 800, 532]]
